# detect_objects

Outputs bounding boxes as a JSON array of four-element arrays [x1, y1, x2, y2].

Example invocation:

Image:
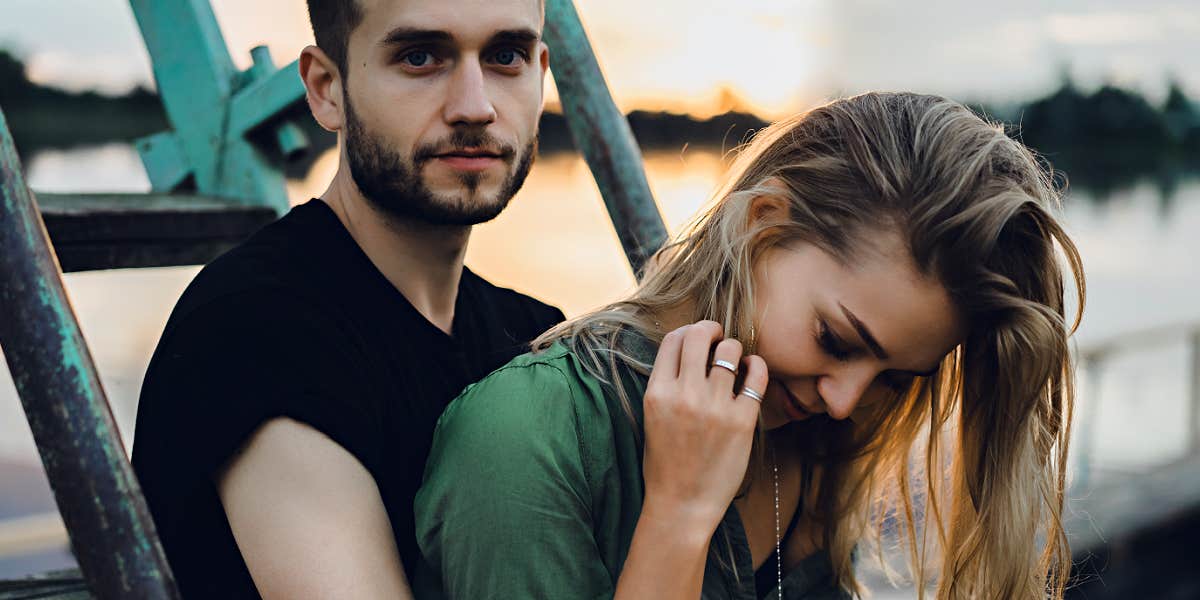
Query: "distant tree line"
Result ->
[[0, 50, 167, 155], [994, 77, 1200, 195], [4, 48, 1199, 196]]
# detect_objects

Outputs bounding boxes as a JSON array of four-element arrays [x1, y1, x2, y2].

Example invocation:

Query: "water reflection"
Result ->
[[7, 143, 1200, 480]]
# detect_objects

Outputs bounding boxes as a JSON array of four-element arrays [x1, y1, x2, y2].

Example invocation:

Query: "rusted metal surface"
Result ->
[[544, 0, 668, 275], [0, 108, 180, 598]]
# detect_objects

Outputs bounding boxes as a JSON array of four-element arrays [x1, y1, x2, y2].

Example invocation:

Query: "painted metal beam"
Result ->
[[0, 108, 180, 598], [236, 49, 310, 162], [128, 0, 236, 192], [128, 0, 306, 214], [134, 132, 191, 192], [230, 56, 308, 142], [544, 0, 668, 276]]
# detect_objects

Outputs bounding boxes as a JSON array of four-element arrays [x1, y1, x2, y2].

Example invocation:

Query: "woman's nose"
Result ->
[[816, 370, 875, 420]]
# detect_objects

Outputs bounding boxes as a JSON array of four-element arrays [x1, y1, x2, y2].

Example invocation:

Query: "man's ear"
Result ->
[[748, 177, 791, 229], [536, 41, 550, 113], [299, 45, 345, 133]]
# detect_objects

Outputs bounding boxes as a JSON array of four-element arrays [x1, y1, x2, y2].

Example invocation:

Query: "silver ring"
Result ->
[[739, 387, 764, 403], [711, 359, 738, 375]]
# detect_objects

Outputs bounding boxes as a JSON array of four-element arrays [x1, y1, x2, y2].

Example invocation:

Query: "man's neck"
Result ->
[[320, 166, 469, 335]]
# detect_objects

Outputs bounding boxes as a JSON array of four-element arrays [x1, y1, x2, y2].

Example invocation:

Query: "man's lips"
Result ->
[[430, 149, 505, 171], [436, 149, 502, 159]]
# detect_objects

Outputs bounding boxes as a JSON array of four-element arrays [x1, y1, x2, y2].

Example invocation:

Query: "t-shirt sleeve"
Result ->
[[414, 362, 613, 600], [132, 288, 385, 517]]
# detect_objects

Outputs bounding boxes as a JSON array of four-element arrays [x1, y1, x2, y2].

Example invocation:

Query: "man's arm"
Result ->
[[217, 417, 412, 599]]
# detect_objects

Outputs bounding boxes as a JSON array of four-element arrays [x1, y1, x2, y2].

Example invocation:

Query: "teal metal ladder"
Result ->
[[0, 0, 666, 597]]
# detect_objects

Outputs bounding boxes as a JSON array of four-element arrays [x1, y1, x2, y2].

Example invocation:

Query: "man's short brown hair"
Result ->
[[306, 0, 364, 82]]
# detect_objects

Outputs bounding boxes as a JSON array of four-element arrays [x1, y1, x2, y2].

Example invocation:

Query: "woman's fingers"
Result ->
[[640, 321, 767, 529], [679, 320, 724, 381], [648, 324, 687, 387], [735, 355, 769, 420], [707, 337, 743, 387]]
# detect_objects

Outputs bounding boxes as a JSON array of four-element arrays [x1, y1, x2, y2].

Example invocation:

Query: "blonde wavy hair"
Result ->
[[534, 91, 1084, 599]]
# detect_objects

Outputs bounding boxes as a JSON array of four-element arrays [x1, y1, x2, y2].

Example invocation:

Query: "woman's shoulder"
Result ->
[[420, 341, 620, 508], [436, 340, 611, 438]]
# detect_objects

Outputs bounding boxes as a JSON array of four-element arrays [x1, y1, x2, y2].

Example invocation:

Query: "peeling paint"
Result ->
[[0, 107, 181, 598]]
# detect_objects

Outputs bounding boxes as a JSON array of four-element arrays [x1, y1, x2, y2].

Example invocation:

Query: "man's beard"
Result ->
[[344, 97, 536, 226]]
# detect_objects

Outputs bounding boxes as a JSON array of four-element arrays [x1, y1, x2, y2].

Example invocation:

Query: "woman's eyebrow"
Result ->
[[838, 302, 888, 360], [839, 301, 941, 377]]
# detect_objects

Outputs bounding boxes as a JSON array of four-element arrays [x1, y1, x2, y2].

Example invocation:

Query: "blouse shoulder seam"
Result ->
[[484, 357, 597, 520]]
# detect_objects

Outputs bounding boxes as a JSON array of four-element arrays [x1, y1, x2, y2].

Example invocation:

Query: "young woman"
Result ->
[[415, 92, 1084, 599]]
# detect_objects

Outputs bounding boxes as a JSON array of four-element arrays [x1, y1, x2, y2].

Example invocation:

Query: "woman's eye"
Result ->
[[817, 321, 852, 362]]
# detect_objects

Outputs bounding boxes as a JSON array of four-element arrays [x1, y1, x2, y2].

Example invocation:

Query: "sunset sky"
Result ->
[[3, 0, 1198, 117]]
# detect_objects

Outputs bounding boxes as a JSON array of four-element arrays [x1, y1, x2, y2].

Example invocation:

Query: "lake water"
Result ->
[[2, 142, 1199, 579]]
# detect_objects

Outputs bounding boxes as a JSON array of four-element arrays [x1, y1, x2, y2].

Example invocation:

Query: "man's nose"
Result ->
[[443, 59, 497, 126], [816, 370, 875, 420]]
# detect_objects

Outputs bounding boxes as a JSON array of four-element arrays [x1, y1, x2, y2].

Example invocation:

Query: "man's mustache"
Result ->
[[413, 130, 517, 163]]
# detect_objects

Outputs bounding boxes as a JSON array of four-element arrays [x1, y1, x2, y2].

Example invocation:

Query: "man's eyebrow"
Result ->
[[487, 28, 541, 46], [838, 302, 889, 361], [379, 28, 454, 47]]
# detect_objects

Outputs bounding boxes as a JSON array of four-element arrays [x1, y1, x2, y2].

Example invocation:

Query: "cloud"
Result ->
[[4, 0, 1200, 113], [1046, 12, 1163, 45]]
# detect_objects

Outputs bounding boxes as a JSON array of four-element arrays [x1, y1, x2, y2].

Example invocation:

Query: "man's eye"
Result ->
[[491, 48, 526, 66], [401, 50, 434, 67]]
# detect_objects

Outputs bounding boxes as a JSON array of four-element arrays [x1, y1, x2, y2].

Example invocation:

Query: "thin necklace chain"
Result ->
[[773, 447, 782, 597]]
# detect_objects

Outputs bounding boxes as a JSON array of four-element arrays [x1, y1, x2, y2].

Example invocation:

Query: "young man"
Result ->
[[131, 0, 561, 597]]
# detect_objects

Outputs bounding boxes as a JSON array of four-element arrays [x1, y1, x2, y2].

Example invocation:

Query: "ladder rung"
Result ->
[[35, 193, 277, 272]]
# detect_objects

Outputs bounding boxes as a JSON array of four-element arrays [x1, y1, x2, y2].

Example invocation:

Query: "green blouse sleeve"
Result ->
[[415, 361, 613, 600]]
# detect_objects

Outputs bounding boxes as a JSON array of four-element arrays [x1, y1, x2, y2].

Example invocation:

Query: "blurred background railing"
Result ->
[[1074, 319, 1200, 491]]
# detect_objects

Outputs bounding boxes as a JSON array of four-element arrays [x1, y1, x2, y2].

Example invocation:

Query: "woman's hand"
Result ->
[[613, 320, 768, 600], [640, 320, 769, 530]]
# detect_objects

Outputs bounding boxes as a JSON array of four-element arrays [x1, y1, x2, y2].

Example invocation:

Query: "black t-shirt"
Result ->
[[131, 199, 564, 599]]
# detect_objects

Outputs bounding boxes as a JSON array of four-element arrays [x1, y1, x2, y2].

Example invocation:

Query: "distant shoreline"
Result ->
[[5, 49, 1200, 197]]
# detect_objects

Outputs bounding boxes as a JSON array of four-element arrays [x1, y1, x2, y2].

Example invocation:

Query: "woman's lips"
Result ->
[[781, 386, 815, 421]]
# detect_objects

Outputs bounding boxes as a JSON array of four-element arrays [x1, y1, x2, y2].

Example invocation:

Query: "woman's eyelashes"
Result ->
[[816, 319, 853, 361], [816, 317, 921, 393]]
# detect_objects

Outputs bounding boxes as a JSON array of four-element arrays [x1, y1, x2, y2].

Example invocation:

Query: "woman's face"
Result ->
[[751, 232, 964, 430]]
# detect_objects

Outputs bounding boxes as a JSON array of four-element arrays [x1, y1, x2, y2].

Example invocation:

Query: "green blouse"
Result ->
[[414, 341, 850, 600]]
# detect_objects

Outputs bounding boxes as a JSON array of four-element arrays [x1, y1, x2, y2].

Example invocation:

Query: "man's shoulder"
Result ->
[[167, 200, 350, 326], [463, 268, 565, 325]]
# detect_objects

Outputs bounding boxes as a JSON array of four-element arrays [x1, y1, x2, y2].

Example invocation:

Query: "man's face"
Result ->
[[341, 0, 547, 225]]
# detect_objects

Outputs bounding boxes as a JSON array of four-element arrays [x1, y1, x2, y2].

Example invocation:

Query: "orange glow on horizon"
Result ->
[[207, 0, 831, 122]]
